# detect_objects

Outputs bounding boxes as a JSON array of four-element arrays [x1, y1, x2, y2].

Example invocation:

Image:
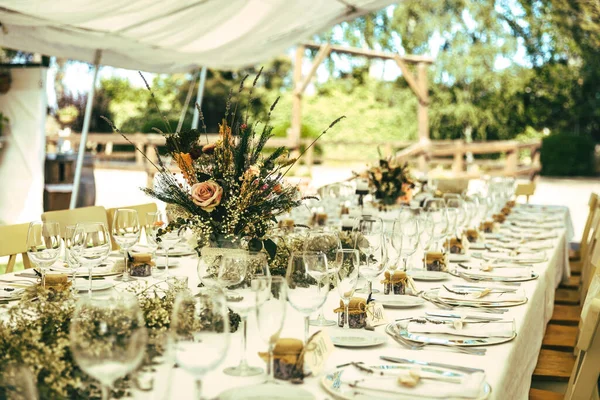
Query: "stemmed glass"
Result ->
[[64, 225, 81, 286], [417, 211, 435, 270], [112, 209, 141, 282], [256, 276, 287, 383], [0, 363, 38, 400], [334, 249, 359, 329], [26, 221, 61, 288], [70, 292, 148, 400], [287, 251, 330, 344], [171, 289, 230, 400], [353, 216, 387, 295], [305, 228, 340, 327], [423, 199, 450, 252], [220, 252, 270, 377], [446, 198, 467, 238], [72, 222, 111, 296], [391, 217, 420, 271], [147, 211, 181, 277]]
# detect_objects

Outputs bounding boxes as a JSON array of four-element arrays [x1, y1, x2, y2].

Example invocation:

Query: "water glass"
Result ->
[[221, 252, 270, 377], [26, 221, 61, 287], [353, 216, 386, 295], [70, 292, 147, 400], [112, 209, 141, 282], [147, 211, 181, 277], [334, 249, 359, 329], [72, 222, 111, 296], [171, 289, 230, 399], [255, 276, 287, 383]]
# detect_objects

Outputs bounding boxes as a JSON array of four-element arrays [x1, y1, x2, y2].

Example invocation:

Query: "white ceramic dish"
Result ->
[[219, 383, 314, 400], [408, 270, 449, 281], [74, 280, 114, 292], [376, 294, 425, 309], [328, 328, 387, 348]]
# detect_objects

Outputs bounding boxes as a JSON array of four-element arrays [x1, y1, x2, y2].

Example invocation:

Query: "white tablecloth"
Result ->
[[0, 204, 572, 400]]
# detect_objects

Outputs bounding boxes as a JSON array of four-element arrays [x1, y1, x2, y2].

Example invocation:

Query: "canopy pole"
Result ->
[[70, 49, 102, 210], [177, 69, 198, 133], [191, 66, 207, 129]]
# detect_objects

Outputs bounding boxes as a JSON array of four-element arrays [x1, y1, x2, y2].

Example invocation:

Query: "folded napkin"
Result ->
[[407, 320, 514, 338], [461, 267, 532, 279], [0, 287, 24, 299], [438, 285, 526, 302], [337, 366, 486, 399]]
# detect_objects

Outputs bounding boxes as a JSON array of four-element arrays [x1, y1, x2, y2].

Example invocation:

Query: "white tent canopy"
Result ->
[[0, 0, 396, 72]]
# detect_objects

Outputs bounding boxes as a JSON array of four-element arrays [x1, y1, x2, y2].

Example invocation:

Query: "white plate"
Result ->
[[219, 383, 314, 400], [154, 258, 180, 268], [74, 280, 114, 292], [408, 270, 449, 281], [422, 288, 527, 307], [376, 294, 425, 309], [321, 366, 492, 400], [469, 242, 487, 250], [388, 322, 516, 347], [328, 328, 387, 348], [449, 254, 470, 262], [156, 247, 196, 257]]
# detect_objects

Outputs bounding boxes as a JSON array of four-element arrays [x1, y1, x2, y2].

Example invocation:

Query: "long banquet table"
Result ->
[[0, 204, 575, 399]]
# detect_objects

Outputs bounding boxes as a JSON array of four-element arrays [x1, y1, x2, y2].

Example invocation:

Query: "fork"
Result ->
[[387, 325, 487, 356]]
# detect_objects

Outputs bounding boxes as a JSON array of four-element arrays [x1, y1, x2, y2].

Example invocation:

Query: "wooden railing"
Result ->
[[46, 132, 541, 183]]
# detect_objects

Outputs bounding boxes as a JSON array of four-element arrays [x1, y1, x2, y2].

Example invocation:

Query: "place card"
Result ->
[[366, 302, 387, 327], [302, 331, 334, 376]]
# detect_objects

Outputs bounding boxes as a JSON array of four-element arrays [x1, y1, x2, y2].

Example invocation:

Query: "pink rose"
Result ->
[[191, 180, 223, 212]]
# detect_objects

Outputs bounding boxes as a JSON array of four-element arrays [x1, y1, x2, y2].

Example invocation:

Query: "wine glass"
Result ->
[[221, 252, 270, 377], [353, 216, 387, 295], [391, 216, 420, 271], [446, 198, 467, 238], [26, 221, 61, 288], [423, 199, 450, 252], [305, 228, 340, 327], [417, 211, 435, 270], [334, 249, 359, 329], [72, 222, 111, 296], [0, 363, 38, 400], [256, 276, 287, 383], [70, 292, 148, 400], [147, 211, 181, 277], [286, 252, 330, 344], [64, 225, 81, 286], [171, 289, 230, 399], [112, 209, 141, 282]]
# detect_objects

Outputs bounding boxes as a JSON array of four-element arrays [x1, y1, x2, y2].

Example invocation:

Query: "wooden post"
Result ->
[[452, 140, 464, 173], [417, 62, 429, 143], [291, 46, 305, 150], [505, 148, 518, 176]]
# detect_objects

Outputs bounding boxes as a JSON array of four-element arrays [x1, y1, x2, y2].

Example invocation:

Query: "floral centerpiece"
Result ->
[[105, 70, 343, 258], [358, 152, 415, 207]]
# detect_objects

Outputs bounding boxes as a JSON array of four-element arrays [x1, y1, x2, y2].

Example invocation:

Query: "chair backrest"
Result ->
[[580, 193, 600, 261], [41, 206, 109, 237], [565, 297, 600, 400], [0, 223, 32, 273], [581, 204, 600, 304], [106, 203, 158, 249]]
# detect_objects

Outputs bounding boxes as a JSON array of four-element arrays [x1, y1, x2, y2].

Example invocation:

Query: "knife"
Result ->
[[425, 311, 503, 321], [380, 356, 485, 374]]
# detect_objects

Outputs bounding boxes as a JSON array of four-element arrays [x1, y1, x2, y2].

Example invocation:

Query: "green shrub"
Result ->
[[541, 133, 596, 176], [271, 121, 323, 156]]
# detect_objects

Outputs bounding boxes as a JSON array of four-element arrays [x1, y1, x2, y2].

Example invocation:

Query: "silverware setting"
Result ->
[[379, 356, 485, 374], [386, 324, 487, 356]]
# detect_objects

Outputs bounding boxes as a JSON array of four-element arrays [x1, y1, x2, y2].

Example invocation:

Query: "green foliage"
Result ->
[[540, 133, 596, 176]]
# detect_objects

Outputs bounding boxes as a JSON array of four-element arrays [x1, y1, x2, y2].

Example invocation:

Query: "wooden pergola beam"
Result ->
[[394, 55, 427, 104], [295, 43, 331, 96], [303, 42, 434, 64]]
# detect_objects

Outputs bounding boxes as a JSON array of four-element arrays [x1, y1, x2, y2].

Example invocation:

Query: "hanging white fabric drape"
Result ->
[[0, 0, 396, 72]]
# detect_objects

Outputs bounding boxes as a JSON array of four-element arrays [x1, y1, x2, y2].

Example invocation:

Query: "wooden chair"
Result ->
[[570, 193, 600, 264], [41, 206, 109, 237], [106, 203, 158, 249], [532, 298, 600, 399], [515, 180, 536, 203], [0, 223, 32, 273], [545, 229, 600, 350]]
